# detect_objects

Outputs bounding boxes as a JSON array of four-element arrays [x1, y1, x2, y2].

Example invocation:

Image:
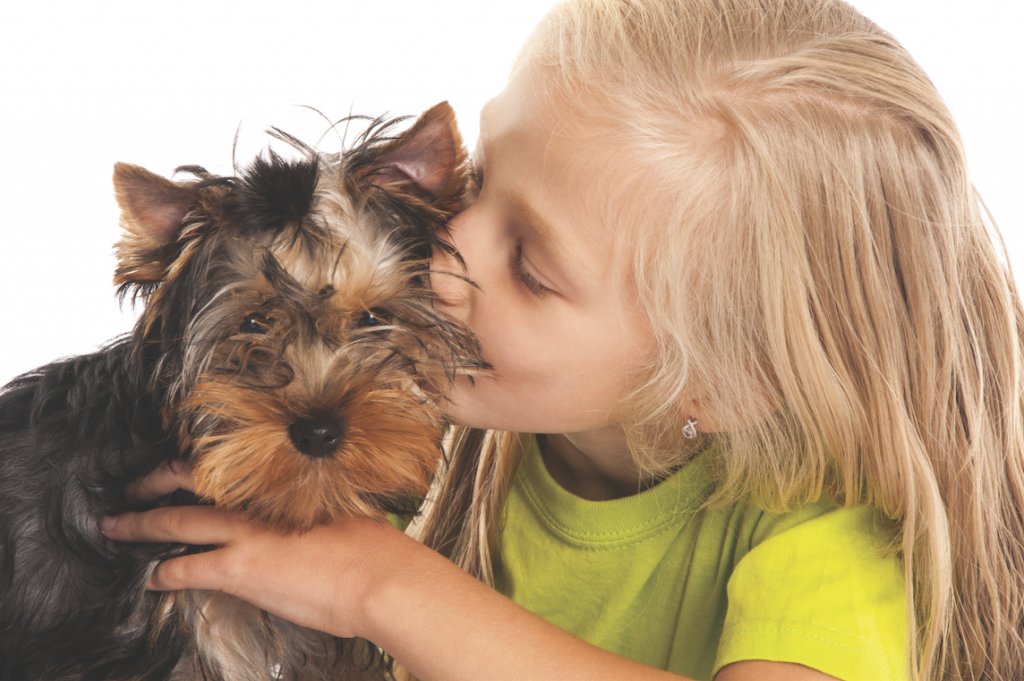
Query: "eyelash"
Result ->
[[471, 159, 550, 298], [510, 245, 551, 297]]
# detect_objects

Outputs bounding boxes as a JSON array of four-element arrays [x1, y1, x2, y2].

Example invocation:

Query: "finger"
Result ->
[[126, 462, 195, 502], [147, 551, 227, 592], [102, 505, 240, 546]]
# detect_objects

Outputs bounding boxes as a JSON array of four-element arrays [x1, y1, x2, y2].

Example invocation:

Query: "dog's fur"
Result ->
[[0, 102, 485, 681]]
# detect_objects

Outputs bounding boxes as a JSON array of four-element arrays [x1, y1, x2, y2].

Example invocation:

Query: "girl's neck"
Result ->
[[540, 430, 651, 501]]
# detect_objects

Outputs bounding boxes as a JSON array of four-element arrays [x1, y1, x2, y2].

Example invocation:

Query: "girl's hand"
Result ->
[[101, 466, 408, 640]]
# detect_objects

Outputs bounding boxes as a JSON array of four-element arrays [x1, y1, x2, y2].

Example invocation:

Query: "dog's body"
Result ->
[[0, 103, 484, 681]]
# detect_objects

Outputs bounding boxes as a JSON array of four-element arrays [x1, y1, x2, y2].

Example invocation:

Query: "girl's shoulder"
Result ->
[[717, 502, 906, 680]]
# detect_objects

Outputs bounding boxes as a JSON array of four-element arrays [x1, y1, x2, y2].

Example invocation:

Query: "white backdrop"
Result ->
[[1, 0, 1021, 385]]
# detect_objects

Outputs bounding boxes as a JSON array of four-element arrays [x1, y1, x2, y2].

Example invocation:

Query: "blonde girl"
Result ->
[[104, 0, 1024, 679]]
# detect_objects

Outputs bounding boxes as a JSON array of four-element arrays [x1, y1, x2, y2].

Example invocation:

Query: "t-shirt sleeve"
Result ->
[[713, 505, 907, 680]]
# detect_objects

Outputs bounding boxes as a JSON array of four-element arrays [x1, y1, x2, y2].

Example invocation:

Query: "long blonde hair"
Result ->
[[413, 1, 1024, 679]]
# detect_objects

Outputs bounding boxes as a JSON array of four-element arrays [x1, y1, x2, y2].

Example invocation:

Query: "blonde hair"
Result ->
[[412, 1, 1024, 679]]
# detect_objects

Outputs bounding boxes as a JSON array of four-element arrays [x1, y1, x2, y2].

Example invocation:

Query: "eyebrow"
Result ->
[[510, 193, 557, 245]]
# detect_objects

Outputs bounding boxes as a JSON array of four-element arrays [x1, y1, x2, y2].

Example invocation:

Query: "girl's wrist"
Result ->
[[334, 517, 447, 643], [351, 527, 483, 674]]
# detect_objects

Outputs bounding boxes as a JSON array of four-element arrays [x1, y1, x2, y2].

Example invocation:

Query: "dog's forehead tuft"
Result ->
[[266, 221, 407, 301], [227, 151, 320, 236]]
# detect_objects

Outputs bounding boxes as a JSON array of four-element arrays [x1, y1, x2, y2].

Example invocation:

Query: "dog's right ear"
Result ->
[[113, 163, 202, 297], [361, 101, 467, 216]]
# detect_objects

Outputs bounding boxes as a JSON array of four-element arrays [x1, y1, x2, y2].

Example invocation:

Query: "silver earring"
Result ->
[[682, 418, 699, 439]]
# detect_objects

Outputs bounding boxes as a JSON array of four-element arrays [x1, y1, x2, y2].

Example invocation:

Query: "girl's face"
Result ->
[[435, 62, 655, 437]]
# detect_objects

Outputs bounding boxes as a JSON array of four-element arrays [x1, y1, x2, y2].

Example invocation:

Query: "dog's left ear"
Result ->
[[363, 101, 467, 215], [112, 163, 203, 298]]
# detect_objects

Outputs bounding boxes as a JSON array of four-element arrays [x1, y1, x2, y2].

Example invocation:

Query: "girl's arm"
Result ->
[[102, 470, 837, 681]]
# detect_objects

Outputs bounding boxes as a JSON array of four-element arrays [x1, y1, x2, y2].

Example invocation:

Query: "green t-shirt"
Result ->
[[493, 438, 907, 680]]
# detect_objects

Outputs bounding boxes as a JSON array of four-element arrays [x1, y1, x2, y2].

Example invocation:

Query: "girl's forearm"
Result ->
[[100, 507, 833, 680], [359, 529, 688, 681]]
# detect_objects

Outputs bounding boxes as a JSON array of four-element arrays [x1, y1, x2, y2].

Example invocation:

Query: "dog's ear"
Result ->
[[114, 163, 200, 245], [363, 101, 467, 215], [112, 163, 202, 298]]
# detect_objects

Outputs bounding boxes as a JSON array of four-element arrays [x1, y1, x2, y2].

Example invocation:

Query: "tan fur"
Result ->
[[151, 591, 379, 681]]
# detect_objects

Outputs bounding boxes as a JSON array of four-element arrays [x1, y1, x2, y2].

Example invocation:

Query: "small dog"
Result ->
[[0, 102, 485, 681]]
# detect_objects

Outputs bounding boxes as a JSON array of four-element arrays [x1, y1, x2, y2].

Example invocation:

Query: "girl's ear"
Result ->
[[112, 163, 202, 296], [362, 101, 468, 213], [678, 397, 722, 435]]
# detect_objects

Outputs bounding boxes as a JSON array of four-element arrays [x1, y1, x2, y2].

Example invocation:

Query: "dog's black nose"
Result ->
[[289, 416, 345, 458]]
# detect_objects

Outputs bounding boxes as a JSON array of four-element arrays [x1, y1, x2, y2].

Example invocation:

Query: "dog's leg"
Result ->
[[175, 591, 387, 680]]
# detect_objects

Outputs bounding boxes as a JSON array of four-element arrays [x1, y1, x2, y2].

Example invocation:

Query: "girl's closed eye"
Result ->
[[510, 245, 552, 297]]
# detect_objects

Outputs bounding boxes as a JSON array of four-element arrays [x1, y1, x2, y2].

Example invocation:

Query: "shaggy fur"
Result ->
[[0, 102, 485, 681]]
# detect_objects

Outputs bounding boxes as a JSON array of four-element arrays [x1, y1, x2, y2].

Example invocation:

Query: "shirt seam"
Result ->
[[519, 470, 689, 543], [722, 619, 896, 678]]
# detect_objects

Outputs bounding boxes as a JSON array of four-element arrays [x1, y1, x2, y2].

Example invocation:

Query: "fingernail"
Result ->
[[101, 516, 117, 535]]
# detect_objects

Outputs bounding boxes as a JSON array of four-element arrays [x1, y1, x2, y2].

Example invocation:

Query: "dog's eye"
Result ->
[[239, 313, 271, 334], [356, 308, 390, 329]]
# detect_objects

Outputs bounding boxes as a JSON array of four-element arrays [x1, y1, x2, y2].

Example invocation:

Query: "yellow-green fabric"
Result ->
[[493, 438, 907, 680]]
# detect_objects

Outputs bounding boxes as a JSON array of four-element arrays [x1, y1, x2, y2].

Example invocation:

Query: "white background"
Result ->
[[0, 0, 1021, 386]]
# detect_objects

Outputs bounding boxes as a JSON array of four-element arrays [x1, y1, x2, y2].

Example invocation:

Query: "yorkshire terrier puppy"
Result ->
[[0, 102, 485, 681]]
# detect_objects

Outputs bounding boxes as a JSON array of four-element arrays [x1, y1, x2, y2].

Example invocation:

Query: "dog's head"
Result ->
[[112, 102, 486, 531]]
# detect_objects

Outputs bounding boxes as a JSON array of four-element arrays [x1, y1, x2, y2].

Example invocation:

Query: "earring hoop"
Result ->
[[682, 418, 699, 439]]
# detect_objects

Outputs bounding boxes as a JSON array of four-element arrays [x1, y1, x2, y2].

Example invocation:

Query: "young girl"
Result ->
[[103, 0, 1024, 679]]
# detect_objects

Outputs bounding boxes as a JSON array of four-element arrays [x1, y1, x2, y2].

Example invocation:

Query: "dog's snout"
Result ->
[[289, 416, 345, 458]]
